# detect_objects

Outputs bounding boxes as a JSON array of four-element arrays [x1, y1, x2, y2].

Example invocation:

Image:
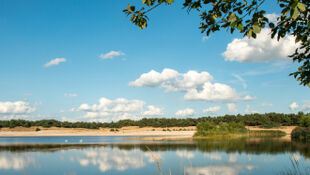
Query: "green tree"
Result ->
[[299, 115, 310, 127], [123, 0, 310, 86]]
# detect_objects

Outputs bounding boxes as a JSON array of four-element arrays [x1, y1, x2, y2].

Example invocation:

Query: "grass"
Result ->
[[280, 155, 310, 175]]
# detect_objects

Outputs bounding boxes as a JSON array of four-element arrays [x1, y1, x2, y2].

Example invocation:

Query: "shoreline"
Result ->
[[0, 126, 196, 137], [0, 126, 296, 137]]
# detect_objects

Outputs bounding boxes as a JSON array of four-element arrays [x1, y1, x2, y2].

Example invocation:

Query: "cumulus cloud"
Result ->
[[0, 101, 35, 114], [175, 108, 195, 117], [129, 68, 179, 87], [44, 58, 66, 67], [203, 106, 221, 115], [141, 105, 164, 116], [302, 102, 310, 111], [289, 102, 299, 111], [265, 13, 279, 23], [75, 97, 163, 121], [99, 51, 125, 59], [223, 28, 299, 63], [227, 103, 237, 113], [64, 93, 78, 98], [130, 69, 253, 102]]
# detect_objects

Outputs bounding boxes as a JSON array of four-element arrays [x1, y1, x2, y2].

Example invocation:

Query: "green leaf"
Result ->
[[297, 2, 306, 12], [292, 7, 299, 20], [230, 22, 237, 29], [253, 24, 261, 34], [165, 0, 174, 4], [228, 13, 237, 21], [237, 23, 243, 31]]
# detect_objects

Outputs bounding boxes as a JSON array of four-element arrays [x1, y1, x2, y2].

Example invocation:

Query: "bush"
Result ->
[[35, 128, 40, 132], [194, 121, 247, 136], [110, 128, 115, 132], [291, 127, 310, 142], [260, 122, 281, 129], [299, 115, 310, 127]]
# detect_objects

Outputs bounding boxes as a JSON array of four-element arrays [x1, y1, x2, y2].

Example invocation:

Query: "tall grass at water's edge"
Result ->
[[280, 155, 310, 175]]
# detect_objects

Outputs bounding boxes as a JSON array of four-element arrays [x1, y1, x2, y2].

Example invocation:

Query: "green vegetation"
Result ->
[[292, 127, 310, 142], [194, 121, 247, 136], [124, 0, 310, 86], [0, 112, 308, 129], [291, 115, 310, 142], [35, 128, 40, 132], [110, 128, 119, 132], [299, 115, 310, 127]]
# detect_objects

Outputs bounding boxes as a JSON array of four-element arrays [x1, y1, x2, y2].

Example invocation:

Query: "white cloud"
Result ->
[[223, 28, 299, 63], [175, 108, 195, 117], [203, 106, 221, 115], [76, 97, 163, 121], [130, 69, 253, 102], [265, 13, 279, 23], [302, 102, 310, 111], [227, 103, 237, 113], [129, 68, 179, 87], [141, 105, 164, 116], [0, 101, 35, 114], [289, 102, 299, 111], [99, 51, 125, 59], [44, 58, 66, 67], [64, 93, 78, 98]]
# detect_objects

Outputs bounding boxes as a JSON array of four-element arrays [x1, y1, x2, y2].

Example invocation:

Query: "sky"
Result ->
[[0, 0, 309, 122]]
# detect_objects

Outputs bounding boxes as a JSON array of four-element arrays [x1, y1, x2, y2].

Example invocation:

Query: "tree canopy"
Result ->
[[123, 0, 310, 86]]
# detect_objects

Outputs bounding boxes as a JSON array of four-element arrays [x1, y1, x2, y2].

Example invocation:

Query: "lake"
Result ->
[[0, 136, 309, 175]]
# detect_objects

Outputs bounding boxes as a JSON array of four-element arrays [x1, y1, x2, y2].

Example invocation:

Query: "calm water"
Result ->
[[0, 136, 309, 175]]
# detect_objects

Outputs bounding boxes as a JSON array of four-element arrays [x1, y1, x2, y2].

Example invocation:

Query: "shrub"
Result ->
[[299, 115, 310, 127], [35, 128, 40, 132], [260, 122, 281, 129], [291, 127, 310, 142], [194, 121, 247, 136], [110, 128, 115, 132]]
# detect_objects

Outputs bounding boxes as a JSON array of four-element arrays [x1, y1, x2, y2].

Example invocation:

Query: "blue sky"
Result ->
[[0, 0, 309, 122]]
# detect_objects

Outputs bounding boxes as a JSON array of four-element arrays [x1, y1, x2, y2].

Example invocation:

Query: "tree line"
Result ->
[[0, 112, 308, 129]]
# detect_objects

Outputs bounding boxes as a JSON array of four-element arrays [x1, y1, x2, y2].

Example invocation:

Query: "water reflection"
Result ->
[[76, 148, 146, 172], [186, 164, 255, 175], [0, 137, 309, 175], [0, 153, 35, 170]]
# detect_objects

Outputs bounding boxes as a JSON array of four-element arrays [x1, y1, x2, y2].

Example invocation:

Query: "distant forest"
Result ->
[[0, 112, 308, 129]]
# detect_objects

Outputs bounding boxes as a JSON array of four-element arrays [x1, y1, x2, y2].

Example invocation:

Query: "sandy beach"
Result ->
[[0, 126, 297, 137], [0, 126, 196, 137]]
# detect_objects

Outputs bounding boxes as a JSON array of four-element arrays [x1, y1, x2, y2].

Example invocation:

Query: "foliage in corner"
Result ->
[[123, 0, 310, 86]]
